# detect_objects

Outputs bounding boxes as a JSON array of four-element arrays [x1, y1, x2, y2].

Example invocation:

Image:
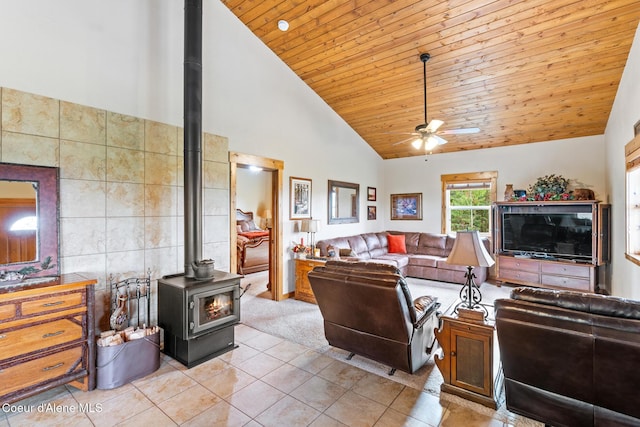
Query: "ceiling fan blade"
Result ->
[[424, 133, 447, 150], [380, 131, 419, 136], [426, 119, 444, 133], [434, 134, 448, 145], [439, 127, 480, 135], [392, 136, 418, 146]]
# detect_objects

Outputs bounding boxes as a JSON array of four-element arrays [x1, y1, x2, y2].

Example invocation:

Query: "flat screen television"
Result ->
[[501, 212, 593, 261]]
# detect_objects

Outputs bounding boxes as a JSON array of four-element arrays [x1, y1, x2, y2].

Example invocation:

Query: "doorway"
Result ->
[[229, 152, 284, 301]]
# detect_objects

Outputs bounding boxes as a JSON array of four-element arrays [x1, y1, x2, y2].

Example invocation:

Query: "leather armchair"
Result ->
[[495, 287, 640, 427], [307, 260, 440, 375]]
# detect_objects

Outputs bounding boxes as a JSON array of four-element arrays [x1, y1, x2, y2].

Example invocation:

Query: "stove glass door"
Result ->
[[190, 284, 239, 336]]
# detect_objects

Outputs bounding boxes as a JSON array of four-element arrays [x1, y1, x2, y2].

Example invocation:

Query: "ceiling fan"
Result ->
[[394, 53, 480, 151]]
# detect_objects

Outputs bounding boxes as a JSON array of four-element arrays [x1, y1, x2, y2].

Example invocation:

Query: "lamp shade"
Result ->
[[300, 219, 319, 233], [446, 231, 495, 267]]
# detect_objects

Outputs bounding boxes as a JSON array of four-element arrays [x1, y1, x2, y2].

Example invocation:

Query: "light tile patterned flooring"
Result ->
[[0, 323, 541, 427]]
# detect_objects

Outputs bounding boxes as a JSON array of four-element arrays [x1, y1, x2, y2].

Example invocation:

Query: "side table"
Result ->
[[294, 257, 326, 304], [434, 306, 502, 408]]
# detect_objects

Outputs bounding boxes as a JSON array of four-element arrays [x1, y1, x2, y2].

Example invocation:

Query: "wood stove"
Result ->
[[158, 270, 241, 368]]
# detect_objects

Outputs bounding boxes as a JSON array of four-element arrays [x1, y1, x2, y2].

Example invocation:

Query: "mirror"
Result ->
[[0, 181, 37, 263], [0, 162, 60, 283], [328, 180, 359, 224]]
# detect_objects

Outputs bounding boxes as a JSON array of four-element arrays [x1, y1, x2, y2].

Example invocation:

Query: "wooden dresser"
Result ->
[[294, 257, 326, 304], [0, 273, 97, 404]]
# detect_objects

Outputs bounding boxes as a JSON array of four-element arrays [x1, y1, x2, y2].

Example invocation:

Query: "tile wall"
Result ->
[[0, 87, 231, 329]]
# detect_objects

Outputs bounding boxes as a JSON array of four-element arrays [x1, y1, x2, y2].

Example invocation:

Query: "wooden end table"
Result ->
[[294, 257, 326, 304], [434, 304, 502, 408]]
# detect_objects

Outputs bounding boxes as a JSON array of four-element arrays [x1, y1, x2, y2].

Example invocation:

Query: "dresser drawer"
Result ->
[[498, 269, 539, 284], [0, 303, 16, 321], [541, 274, 591, 291], [498, 256, 539, 273], [541, 262, 591, 278], [21, 291, 84, 316], [0, 346, 84, 397], [0, 318, 84, 361]]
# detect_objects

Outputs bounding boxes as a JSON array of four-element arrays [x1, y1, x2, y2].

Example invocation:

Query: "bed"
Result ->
[[236, 209, 270, 275]]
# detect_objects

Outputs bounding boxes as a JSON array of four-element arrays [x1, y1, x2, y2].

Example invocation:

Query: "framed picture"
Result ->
[[634, 119, 640, 136], [390, 193, 423, 220], [367, 186, 377, 201], [367, 205, 377, 220], [290, 177, 312, 219]]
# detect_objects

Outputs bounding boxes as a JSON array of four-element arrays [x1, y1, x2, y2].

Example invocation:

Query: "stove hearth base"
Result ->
[[164, 325, 237, 368]]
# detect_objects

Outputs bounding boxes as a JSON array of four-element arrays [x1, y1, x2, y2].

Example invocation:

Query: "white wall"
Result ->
[[236, 168, 271, 228], [383, 135, 607, 233], [605, 24, 640, 299]]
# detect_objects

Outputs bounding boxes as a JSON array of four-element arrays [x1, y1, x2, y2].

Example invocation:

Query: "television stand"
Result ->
[[493, 201, 610, 293], [496, 254, 597, 292]]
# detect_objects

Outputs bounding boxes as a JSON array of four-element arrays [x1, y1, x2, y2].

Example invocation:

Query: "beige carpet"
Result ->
[[239, 271, 513, 394]]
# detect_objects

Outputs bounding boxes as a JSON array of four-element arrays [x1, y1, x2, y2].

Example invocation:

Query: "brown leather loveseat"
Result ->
[[495, 287, 640, 427], [307, 260, 440, 375]]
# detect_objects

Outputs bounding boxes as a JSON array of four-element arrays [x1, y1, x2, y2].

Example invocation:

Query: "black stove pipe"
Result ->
[[183, 0, 203, 278]]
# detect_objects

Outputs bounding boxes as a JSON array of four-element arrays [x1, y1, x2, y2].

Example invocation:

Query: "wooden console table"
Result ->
[[294, 257, 326, 304], [434, 306, 502, 408]]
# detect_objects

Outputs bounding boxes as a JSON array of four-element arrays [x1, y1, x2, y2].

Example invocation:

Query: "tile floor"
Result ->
[[0, 324, 541, 427]]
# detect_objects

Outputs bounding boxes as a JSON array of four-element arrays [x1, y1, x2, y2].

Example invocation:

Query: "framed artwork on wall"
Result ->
[[367, 205, 377, 220], [290, 177, 312, 219], [390, 193, 422, 220], [367, 187, 377, 201]]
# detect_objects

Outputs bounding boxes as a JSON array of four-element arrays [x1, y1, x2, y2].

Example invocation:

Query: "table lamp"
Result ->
[[300, 219, 319, 255], [263, 209, 272, 229], [445, 230, 495, 316]]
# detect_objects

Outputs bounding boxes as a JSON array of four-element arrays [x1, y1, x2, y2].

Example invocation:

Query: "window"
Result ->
[[626, 134, 640, 266], [441, 172, 497, 235]]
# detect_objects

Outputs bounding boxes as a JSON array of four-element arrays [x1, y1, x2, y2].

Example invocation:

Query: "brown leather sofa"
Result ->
[[307, 260, 441, 374], [315, 231, 490, 285], [495, 287, 640, 427]]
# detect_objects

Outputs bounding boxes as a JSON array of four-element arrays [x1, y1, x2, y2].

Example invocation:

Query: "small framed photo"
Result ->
[[290, 177, 312, 219], [367, 187, 377, 201], [390, 193, 423, 220], [634, 119, 640, 136], [367, 205, 377, 220]]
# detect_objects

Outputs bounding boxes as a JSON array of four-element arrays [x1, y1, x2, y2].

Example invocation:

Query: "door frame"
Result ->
[[229, 152, 284, 301]]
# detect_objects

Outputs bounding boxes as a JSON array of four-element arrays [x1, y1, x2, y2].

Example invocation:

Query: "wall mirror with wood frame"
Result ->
[[0, 162, 60, 284], [328, 180, 359, 224]]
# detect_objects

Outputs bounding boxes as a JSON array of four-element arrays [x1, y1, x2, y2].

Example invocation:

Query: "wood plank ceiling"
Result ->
[[221, 0, 640, 160]]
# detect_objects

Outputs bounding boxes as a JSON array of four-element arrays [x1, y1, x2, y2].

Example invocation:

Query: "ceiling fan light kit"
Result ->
[[394, 53, 480, 153]]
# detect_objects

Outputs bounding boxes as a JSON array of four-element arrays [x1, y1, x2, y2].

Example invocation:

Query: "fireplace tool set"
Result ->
[[96, 270, 161, 389]]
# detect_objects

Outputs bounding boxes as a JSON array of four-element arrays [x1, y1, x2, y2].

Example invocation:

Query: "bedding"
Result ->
[[238, 230, 269, 239]]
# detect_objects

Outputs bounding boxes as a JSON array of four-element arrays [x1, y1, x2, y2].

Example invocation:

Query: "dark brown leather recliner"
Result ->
[[307, 260, 440, 375], [495, 287, 640, 427]]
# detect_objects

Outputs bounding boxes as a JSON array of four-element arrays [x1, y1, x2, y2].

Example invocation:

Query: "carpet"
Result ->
[[239, 271, 513, 394]]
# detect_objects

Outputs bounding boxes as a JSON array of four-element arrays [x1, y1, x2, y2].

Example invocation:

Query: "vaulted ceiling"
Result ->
[[221, 0, 640, 160]]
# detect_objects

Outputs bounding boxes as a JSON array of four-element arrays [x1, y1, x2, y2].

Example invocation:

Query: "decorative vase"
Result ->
[[504, 184, 514, 201]]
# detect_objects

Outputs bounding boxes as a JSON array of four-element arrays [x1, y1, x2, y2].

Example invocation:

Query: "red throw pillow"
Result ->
[[387, 234, 407, 254]]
